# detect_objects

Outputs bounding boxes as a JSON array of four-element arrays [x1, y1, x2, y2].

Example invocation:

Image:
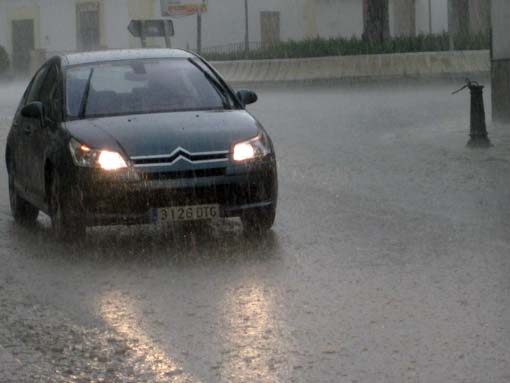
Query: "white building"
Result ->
[[491, 0, 510, 122], [393, 0, 449, 36], [0, 0, 456, 73]]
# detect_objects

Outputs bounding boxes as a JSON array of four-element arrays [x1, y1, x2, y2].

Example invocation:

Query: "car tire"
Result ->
[[8, 163, 39, 224], [241, 207, 276, 234], [49, 170, 85, 241]]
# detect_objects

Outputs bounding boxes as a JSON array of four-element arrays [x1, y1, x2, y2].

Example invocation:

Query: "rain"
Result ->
[[0, 1, 509, 382]]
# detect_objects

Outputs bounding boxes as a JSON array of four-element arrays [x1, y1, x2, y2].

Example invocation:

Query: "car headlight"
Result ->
[[232, 134, 271, 162], [69, 138, 127, 171]]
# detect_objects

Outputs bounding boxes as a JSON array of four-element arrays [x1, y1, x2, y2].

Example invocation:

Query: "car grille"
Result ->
[[141, 168, 226, 181], [131, 149, 230, 167]]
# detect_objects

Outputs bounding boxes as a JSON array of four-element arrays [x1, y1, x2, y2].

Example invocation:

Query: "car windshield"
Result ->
[[65, 58, 235, 119]]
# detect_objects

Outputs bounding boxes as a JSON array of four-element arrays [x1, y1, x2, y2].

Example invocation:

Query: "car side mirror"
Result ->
[[21, 101, 44, 120], [236, 90, 258, 106]]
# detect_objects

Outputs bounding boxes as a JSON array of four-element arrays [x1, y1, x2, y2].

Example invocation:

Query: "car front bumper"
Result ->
[[70, 158, 277, 226]]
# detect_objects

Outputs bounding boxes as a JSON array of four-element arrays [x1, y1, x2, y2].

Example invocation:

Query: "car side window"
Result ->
[[14, 87, 30, 119], [26, 66, 49, 104], [38, 65, 61, 122]]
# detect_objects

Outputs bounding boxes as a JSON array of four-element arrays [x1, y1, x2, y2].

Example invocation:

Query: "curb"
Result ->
[[0, 344, 21, 380], [212, 50, 490, 84]]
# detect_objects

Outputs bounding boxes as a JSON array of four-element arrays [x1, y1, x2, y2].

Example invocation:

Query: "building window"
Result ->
[[76, 2, 101, 51], [11, 19, 35, 73], [260, 11, 280, 48]]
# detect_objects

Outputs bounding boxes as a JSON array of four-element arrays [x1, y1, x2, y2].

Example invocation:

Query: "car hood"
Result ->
[[64, 110, 261, 158]]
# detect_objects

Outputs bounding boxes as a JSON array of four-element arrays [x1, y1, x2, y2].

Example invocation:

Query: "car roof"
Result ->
[[59, 49, 196, 67]]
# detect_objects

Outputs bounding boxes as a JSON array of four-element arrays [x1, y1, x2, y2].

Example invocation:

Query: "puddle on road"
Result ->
[[99, 290, 202, 382], [218, 284, 294, 382]]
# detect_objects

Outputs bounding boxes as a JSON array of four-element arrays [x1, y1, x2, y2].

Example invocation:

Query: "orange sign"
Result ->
[[161, 1, 208, 17]]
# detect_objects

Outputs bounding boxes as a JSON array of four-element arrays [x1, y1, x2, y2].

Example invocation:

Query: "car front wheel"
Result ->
[[49, 170, 85, 240], [8, 163, 39, 224]]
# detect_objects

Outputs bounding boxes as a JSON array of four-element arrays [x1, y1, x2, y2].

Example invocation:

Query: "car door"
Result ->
[[26, 63, 61, 198], [14, 66, 48, 194]]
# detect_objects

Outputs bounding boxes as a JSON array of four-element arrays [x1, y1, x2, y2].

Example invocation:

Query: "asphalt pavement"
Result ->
[[0, 78, 509, 383]]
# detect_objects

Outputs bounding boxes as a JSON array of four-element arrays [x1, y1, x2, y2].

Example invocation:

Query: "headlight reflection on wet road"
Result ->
[[219, 284, 292, 383], [99, 290, 202, 383]]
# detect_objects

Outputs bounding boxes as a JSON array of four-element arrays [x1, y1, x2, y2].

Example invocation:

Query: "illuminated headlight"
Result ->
[[97, 151, 128, 171], [69, 138, 127, 171], [232, 135, 271, 162]]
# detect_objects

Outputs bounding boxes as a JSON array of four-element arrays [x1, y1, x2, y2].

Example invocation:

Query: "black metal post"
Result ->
[[140, 21, 147, 48], [467, 82, 491, 147], [452, 80, 491, 147], [197, 12, 202, 53], [163, 22, 172, 48]]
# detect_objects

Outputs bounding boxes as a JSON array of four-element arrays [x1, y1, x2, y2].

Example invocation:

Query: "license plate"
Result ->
[[153, 204, 220, 223]]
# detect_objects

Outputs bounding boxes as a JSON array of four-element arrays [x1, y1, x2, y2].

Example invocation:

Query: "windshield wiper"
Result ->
[[78, 68, 94, 119], [188, 58, 232, 110]]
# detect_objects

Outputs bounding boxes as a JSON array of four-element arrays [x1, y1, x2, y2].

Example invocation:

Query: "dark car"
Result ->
[[5, 49, 277, 238]]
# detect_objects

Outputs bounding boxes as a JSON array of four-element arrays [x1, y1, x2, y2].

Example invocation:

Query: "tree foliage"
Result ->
[[363, 0, 390, 44], [0, 45, 10, 75]]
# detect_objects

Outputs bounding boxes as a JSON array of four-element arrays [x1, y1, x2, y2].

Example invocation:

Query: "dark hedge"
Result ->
[[203, 32, 490, 61]]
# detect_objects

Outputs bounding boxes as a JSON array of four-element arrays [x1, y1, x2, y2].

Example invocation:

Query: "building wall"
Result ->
[[447, 0, 490, 36], [389, 0, 416, 36], [468, 0, 490, 33], [314, 0, 363, 39], [0, 0, 458, 61], [165, 0, 246, 50], [103, 0, 130, 49], [415, 0, 448, 34], [0, 0, 42, 57], [165, 0, 310, 51], [304, 0, 318, 38], [384, 0, 448, 37], [128, 0, 155, 48], [0, 0, 149, 55]]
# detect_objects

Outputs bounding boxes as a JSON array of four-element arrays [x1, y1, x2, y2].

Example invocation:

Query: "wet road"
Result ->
[[1, 79, 509, 382]]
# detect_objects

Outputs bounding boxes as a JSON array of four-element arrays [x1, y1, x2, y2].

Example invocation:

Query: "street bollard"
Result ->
[[452, 79, 491, 148]]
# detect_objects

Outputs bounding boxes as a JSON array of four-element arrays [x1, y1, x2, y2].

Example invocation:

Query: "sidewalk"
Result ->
[[0, 344, 20, 382], [488, 123, 510, 159]]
